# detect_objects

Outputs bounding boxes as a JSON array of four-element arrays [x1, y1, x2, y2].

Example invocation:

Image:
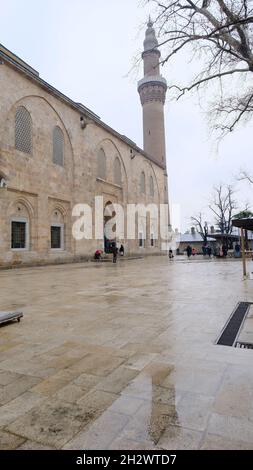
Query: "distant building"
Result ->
[[177, 226, 253, 255], [177, 227, 216, 254]]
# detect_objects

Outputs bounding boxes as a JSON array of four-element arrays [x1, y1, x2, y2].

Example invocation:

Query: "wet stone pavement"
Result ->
[[0, 256, 253, 450]]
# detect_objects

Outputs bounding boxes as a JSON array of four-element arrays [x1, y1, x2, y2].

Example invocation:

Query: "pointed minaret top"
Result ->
[[144, 17, 158, 52], [147, 15, 153, 28]]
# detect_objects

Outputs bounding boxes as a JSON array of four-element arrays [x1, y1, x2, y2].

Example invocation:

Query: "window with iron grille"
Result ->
[[11, 221, 27, 249], [53, 127, 64, 166], [139, 232, 145, 248], [51, 225, 64, 249], [15, 107, 32, 155]]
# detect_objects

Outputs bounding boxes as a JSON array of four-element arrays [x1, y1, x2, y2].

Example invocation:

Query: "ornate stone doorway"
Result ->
[[104, 201, 116, 253]]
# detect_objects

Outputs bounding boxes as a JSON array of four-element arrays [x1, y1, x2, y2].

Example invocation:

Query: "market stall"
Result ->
[[232, 218, 253, 278]]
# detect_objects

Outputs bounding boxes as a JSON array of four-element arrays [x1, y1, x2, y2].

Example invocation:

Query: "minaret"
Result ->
[[138, 19, 170, 211], [138, 19, 167, 166]]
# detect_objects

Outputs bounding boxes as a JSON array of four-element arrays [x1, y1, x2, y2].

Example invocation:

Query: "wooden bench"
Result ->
[[0, 311, 23, 326]]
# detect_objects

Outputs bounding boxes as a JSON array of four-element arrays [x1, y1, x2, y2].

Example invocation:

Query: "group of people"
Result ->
[[215, 244, 228, 258], [185, 244, 212, 258], [185, 243, 234, 258], [185, 245, 197, 258], [94, 243, 124, 263], [202, 245, 213, 258]]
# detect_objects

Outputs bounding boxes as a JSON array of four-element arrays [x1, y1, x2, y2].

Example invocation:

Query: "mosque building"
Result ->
[[0, 21, 170, 267]]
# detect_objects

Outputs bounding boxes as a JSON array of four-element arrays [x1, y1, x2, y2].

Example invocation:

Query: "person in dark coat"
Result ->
[[222, 244, 227, 257], [186, 245, 192, 258], [169, 249, 174, 259], [119, 244, 124, 256], [234, 243, 240, 258], [112, 242, 118, 263], [207, 245, 212, 258]]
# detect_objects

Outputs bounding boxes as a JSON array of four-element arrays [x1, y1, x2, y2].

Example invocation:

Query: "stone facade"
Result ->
[[0, 40, 169, 268]]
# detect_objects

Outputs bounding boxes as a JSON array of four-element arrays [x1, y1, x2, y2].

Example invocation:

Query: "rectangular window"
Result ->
[[51, 225, 64, 250], [11, 221, 27, 249], [139, 233, 143, 248]]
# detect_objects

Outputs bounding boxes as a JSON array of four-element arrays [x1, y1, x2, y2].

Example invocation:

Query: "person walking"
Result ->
[[217, 244, 223, 257], [207, 245, 212, 258], [119, 244, 124, 256], [112, 242, 118, 264], [234, 243, 240, 258], [186, 245, 192, 259], [169, 249, 174, 259], [222, 243, 227, 257]]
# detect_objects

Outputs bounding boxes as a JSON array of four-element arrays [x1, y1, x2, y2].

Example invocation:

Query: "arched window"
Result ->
[[150, 176, 154, 196], [97, 148, 106, 180], [15, 106, 32, 155], [114, 157, 121, 185], [53, 126, 64, 166], [140, 171, 146, 194]]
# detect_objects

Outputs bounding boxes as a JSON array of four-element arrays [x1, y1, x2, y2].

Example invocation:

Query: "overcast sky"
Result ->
[[1, 0, 252, 231]]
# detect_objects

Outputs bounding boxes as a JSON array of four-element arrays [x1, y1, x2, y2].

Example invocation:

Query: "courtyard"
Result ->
[[0, 256, 253, 450]]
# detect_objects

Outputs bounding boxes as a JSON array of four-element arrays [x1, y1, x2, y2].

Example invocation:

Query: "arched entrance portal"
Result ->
[[104, 201, 116, 253]]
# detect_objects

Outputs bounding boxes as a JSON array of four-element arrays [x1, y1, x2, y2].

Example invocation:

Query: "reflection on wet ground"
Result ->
[[1, 256, 253, 449]]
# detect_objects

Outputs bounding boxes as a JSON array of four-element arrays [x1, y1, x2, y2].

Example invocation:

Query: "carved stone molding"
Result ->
[[139, 84, 167, 105]]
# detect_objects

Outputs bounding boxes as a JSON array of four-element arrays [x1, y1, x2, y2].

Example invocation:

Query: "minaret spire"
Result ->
[[148, 15, 153, 26]]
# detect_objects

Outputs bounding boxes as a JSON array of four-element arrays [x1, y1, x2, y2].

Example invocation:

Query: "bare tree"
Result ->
[[238, 169, 253, 184], [191, 212, 209, 242], [144, 1, 253, 134], [209, 184, 237, 233]]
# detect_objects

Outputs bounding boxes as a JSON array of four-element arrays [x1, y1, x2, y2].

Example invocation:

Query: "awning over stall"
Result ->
[[232, 218, 253, 231]]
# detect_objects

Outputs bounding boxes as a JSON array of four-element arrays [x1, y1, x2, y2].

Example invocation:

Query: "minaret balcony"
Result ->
[[138, 75, 167, 94]]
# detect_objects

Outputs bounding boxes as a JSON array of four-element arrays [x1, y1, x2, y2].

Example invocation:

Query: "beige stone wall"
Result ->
[[0, 59, 167, 267]]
